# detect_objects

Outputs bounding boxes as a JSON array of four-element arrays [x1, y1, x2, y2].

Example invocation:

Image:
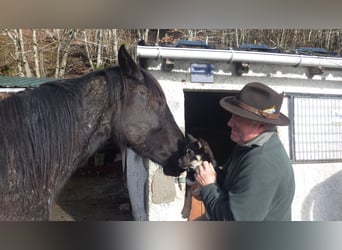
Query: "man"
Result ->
[[193, 82, 295, 221]]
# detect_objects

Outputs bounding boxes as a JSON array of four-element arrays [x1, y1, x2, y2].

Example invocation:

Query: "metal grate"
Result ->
[[287, 93, 342, 163]]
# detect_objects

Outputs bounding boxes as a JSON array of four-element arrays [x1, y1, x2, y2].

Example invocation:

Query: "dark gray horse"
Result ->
[[0, 45, 186, 220]]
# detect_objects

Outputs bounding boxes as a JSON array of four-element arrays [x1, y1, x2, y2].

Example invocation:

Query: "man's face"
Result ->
[[227, 114, 265, 145]]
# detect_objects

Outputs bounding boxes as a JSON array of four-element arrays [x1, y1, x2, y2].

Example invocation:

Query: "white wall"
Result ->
[[292, 162, 342, 221]]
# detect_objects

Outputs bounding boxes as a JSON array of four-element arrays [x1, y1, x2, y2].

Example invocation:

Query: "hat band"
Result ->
[[235, 99, 280, 120]]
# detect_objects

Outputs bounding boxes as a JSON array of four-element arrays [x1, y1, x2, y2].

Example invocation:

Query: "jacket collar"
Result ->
[[243, 128, 277, 147]]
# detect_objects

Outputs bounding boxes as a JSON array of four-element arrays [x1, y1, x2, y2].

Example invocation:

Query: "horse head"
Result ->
[[117, 45, 187, 177]]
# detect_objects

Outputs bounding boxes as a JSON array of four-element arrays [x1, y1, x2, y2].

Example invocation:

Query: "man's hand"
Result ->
[[194, 161, 217, 187]]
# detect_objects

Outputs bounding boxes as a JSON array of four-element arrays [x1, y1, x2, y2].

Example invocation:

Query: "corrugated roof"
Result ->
[[0, 76, 55, 88]]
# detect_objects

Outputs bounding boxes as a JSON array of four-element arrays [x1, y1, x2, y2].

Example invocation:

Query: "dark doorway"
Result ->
[[184, 90, 238, 166]]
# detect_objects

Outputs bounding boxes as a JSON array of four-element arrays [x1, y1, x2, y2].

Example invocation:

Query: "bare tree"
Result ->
[[3, 29, 342, 79], [83, 29, 106, 70], [95, 29, 103, 69], [325, 29, 332, 50], [5, 29, 23, 76], [32, 29, 41, 77], [82, 29, 123, 70], [5, 29, 32, 77], [187, 29, 194, 40], [111, 29, 119, 64], [18, 29, 32, 77], [83, 30, 95, 70], [235, 29, 239, 47], [155, 29, 160, 45], [54, 29, 76, 78]]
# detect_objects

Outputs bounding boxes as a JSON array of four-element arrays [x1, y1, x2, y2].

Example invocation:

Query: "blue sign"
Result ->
[[190, 63, 214, 83]]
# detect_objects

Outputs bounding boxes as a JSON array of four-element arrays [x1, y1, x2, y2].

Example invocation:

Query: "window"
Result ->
[[287, 93, 342, 163]]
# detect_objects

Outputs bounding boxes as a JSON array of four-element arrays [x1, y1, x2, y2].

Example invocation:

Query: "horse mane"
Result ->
[[140, 68, 166, 108], [0, 78, 84, 188]]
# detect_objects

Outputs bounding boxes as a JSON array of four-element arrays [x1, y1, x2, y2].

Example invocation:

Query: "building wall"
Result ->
[[127, 59, 342, 221]]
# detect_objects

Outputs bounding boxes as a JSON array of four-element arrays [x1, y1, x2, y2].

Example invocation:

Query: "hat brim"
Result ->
[[219, 96, 290, 126]]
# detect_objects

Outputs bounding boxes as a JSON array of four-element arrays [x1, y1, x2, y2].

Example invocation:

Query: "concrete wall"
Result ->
[[126, 58, 342, 221]]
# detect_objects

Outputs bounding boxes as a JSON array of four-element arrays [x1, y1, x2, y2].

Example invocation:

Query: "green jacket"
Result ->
[[200, 131, 295, 221]]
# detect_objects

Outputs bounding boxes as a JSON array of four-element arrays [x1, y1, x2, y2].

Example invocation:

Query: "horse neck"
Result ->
[[78, 78, 117, 159]]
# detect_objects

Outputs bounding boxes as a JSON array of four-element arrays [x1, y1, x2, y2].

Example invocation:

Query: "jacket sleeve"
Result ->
[[200, 153, 281, 221], [200, 183, 235, 220]]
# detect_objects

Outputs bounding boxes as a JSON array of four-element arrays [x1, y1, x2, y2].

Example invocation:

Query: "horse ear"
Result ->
[[118, 45, 144, 81]]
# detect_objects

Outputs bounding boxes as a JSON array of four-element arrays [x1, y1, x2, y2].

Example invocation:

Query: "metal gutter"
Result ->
[[0, 76, 56, 93], [0, 88, 25, 93], [136, 46, 342, 69]]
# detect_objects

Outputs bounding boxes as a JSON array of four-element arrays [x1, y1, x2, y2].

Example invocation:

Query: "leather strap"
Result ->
[[235, 99, 279, 120]]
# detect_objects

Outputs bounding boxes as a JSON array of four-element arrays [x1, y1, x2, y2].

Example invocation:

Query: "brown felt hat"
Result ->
[[219, 82, 289, 126]]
